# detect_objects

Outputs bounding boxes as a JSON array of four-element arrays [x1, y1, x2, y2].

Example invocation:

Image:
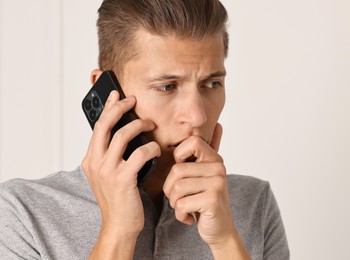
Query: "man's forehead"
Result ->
[[119, 29, 226, 82], [133, 28, 225, 56]]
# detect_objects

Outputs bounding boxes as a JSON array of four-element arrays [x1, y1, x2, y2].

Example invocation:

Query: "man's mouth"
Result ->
[[168, 144, 179, 151], [168, 139, 186, 149]]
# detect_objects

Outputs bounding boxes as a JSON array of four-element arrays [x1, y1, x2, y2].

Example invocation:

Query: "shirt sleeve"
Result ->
[[262, 184, 290, 260], [0, 184, 41, 260]]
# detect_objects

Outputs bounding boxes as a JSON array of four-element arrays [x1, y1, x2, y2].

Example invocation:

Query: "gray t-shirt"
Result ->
[[0, 166, 289, 259]]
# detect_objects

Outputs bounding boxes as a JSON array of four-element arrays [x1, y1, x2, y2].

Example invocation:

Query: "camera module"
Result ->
[[92, 96, 100, 108], [89, 109, 97, 121], [83, 99, 92, 111]]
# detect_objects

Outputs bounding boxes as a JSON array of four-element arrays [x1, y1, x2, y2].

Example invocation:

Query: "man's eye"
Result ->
[[205, 81, 223, 89], [155, 84, 176, 92]]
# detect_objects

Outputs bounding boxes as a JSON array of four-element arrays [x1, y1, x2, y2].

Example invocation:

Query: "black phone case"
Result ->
[[82, 70, 156, 183]]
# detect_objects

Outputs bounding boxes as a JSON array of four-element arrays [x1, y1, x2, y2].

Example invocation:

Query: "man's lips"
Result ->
[[168, 138, 187, 149], [168, 143, 180, 150], [170, 142, 181, 148]]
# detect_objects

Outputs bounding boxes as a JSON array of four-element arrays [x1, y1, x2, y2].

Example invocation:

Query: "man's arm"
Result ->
[[0, 183, 41, 259], [163, 124, 251, 260], [83, 91, 160, 259], [262, 184, 290, 260], [209, 231, 251, 260], [88, 225, 137, 260]]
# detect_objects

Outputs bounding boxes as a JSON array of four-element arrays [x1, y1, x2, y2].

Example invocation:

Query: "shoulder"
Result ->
[[0, 166, 93, 209], [226, 173, 269, 189], [0, 166, 96, 232], [0, 166, 81, 190], [0, 167, 99, 259], [226, 174, 271, 201], [226, 174, 289, 259], [226, 174, 273, 228]]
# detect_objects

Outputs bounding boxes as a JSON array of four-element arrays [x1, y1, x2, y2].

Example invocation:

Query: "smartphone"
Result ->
[[82, 70, 156, 183]]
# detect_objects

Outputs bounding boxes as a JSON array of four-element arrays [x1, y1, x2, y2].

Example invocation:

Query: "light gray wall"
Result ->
[[0, 0, 349, 259]]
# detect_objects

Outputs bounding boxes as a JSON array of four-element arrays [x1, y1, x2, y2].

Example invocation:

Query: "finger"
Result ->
[[173, 136, 222, 163], [163, 162, 226, 197], [174, 192, 210, 225], [175, 208, 196, 225], [103, 119, 156, 168], [168, 176, 218, 209], [123, 141, 161, 181], [83, 91, 121, 167], [210, 123, 223, 152], [90, 93, 136, 159]]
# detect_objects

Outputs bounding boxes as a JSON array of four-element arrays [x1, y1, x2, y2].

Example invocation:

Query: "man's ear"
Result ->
[[90, 69, 103, 85]]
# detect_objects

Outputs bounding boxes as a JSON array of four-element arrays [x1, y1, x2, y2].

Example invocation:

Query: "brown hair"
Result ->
[[97, 0, 229, 76]]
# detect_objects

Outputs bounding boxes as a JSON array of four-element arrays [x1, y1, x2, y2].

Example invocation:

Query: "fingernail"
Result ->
[[108, 91, 117, 100]]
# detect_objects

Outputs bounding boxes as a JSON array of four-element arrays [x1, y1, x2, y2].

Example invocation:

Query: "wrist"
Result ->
[[209, 229, 251, 260], [101, 221, 142, 240], [89, 225, 140, 260]]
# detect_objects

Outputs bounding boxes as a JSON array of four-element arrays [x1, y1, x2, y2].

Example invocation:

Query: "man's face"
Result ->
[[121, 29, 226, 170]]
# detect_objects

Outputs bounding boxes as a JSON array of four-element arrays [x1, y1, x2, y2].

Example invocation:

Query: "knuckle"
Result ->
[[112, 129, 126, 142], [83, 159, 102, 182], [175, 199, 185, 211], [82, 157, 89, 171], [173, 181, 183, 194], [175, 210, 186, 222], [214, 175, 226, 189], [217, 154, 224, 163], [171, 164, 179, 174], [82, 156, 92, 170], [169, 198, 175, 209], [94, 120, 107, 132], [175, 210, 182, 221], [163, 185, 169, 197], [190, 136, 202, 147], [215, 162, 226, 176], [133, 146, 148, 160], [172, 163, 184, 177]]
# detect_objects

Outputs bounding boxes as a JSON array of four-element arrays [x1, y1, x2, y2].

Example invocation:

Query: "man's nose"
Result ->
[[177, 90, 207, 128]]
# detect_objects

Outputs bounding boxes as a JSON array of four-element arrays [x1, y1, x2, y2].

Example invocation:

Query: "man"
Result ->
[[0, 0, 289, 259]]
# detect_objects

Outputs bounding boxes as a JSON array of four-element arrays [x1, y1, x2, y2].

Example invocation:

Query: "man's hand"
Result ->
[[82, 90, 160, 259], [163, 124, 250, 259]]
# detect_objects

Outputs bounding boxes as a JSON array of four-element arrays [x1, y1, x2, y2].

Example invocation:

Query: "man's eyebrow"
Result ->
[[145, 70, 226, 83], [203, 70, 227, 80], [145, 74, 182, 82]]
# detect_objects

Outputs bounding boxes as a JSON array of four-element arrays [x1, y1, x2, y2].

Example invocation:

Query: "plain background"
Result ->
[[0, 0, 349, 259]]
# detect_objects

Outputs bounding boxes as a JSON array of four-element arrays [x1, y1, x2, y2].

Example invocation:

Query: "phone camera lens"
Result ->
[[92, 96, 100, 108], [84, 99, 92, 110], [89, 110, 97, 121]]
